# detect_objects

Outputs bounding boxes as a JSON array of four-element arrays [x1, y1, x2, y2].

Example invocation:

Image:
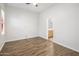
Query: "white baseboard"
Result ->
[[0, 42, 5, 51], [6, 35, 38, 42], [39, 35, 48, 40], [6, 35, 48, 43], [53, 40, 79, 53]]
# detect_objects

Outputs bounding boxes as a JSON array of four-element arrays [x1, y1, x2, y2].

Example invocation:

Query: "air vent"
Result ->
[[25, 3, 38, 7], [25, 3, 31, 5]]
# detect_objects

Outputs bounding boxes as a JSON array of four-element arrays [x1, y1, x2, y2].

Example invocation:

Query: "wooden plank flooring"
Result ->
[[53, 42, 79, 56], [0, 37, 79, 56]]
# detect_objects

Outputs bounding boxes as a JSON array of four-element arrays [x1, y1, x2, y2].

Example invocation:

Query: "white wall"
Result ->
[[39, 3, 79, 52], [38, 13, 48, 39], [5, 6, 39, 42]]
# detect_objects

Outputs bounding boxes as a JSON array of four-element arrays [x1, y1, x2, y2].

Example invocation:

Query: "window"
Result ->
[[0, 9, 5, 35]]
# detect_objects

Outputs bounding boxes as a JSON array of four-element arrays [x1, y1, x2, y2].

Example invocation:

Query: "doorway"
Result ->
[[48, 18, 53, 40]]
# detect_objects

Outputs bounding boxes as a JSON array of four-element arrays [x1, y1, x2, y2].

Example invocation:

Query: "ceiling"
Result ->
[[6, 3, 53, 13]]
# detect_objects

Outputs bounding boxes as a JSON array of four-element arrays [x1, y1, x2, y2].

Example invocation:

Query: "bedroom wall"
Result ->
[[5, 6, 39, 42], [39, 3, 79, 52], [38, 12, 48, 39]]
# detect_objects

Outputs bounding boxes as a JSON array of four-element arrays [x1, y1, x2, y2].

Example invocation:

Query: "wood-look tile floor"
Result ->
[[0, 37, 79, 56]]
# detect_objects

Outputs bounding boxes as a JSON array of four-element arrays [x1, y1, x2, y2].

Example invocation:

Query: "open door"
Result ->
[[48, 18, 53, 39]]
